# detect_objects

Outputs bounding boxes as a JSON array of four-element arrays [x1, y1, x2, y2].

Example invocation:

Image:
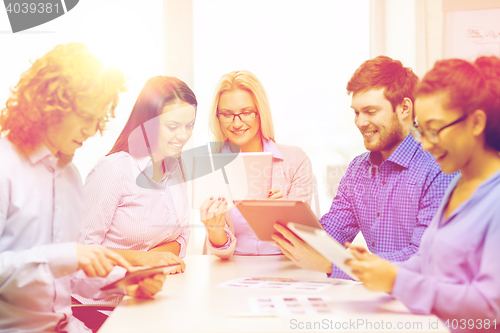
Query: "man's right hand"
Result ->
[[272, 224, 333, 274], [77, 244, 133, 277]]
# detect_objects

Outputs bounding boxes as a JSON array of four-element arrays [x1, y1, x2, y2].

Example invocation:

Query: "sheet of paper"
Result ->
[[247, 294, 334, 316], [448, 8, 500, 60], [217, 277, 333, 292]]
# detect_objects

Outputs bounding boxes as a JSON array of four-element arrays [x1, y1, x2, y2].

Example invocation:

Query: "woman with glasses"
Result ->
[[200, 70, 313, 258], [345, 56, 500, 327]]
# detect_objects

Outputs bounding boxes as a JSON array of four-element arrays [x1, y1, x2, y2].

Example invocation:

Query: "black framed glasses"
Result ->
[[216, 111, 259, 123], [411, 114, 468, 144]]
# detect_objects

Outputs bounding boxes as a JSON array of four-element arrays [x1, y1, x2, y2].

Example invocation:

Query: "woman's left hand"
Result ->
[[344, 242, 398, 293], [126, 273, 166, 298], [268, 188, 283, 199]]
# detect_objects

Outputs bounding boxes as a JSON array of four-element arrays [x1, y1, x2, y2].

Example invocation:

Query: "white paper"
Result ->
[[217, 277, 333, 292], [247, 295, 334, 316]]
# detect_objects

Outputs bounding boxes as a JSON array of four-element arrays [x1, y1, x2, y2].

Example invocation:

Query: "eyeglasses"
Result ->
[[411, 114, 468, 144], [216, 111, 259, 123]]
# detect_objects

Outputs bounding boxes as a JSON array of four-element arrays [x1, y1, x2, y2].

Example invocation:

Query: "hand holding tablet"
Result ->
[[101, 264, 181, 291], [285, 223, 359, 280]]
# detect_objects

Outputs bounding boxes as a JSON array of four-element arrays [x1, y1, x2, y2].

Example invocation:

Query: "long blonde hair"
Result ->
[[208, 70, 275, 152]]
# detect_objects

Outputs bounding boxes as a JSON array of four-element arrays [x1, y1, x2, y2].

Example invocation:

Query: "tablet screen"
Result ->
[[191, 152, 272, 209], [237, 200, 323, 242]]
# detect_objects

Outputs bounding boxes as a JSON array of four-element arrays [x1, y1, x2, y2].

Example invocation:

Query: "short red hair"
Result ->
[[0, 43, 126, 155], [346, 56, 419, 113]]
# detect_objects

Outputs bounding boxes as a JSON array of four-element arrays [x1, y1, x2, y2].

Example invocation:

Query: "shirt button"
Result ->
[[382, 181, 386, 185], [372, 242, 375, 247], [55, 239, 60, 243], [376, 212, 380, 217]]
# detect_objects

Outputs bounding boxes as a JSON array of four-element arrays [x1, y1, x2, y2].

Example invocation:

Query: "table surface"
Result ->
[[99, 255, 450, 333]]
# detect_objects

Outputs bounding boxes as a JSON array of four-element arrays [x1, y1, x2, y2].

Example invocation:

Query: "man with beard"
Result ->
[[273, 56, 454, 279]]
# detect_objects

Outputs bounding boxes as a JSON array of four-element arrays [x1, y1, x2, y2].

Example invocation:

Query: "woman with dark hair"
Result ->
[[80, 76, 197, 267], [342, 57, 500, 328]]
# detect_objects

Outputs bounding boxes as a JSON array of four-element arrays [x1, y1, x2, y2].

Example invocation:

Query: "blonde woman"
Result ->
[[200, 70, 313, 258]]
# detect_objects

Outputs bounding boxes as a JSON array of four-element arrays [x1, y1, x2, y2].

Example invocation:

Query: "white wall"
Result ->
[[370, 0, 418, 73], [192, 0, 371, 210]]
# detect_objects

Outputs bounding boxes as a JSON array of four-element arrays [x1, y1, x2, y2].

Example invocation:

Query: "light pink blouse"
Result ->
[[80, 152, 190, 257]]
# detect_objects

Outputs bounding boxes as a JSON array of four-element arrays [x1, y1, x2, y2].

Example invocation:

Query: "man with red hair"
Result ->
[[274, 56, 454, 279], [0, 43, 165, 332]]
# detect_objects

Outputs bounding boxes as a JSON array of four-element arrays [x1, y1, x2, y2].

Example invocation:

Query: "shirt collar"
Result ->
[[135, 155, 179, 182], [28, 144, 54, 165], [367, 134, 419, 169], [28, 145, 73, 170], [262, 138, 283, 160], [221, 138, 283, 160], [440, 169, 499, 224]]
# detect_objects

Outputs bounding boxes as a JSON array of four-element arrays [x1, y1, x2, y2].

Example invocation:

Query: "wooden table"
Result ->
[[99, 255, 450, 333]]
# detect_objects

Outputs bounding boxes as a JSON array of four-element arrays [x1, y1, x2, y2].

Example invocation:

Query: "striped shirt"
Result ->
[[80, 152, 190, 257], [321, 134, 454, 279]]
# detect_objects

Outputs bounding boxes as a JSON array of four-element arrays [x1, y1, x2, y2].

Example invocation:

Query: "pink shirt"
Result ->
[[206, 139, 313, 258], [80, 152, 190, 257]]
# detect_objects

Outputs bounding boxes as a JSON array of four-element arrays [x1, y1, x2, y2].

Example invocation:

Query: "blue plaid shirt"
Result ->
[[321, 134, 454, 279]]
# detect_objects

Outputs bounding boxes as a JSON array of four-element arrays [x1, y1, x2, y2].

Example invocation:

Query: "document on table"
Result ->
[[247, 295, 334, 316], [217, 277, 333, 292]]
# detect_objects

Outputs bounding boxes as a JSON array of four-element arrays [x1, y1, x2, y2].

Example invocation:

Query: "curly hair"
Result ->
[[0, 42, 126, 155]]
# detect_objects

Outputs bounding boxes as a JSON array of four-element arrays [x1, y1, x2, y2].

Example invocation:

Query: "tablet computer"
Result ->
[[287, 223, 359, 281], [191, 152, 273, 209], [100, 264, 181, 291], [236, 200, 323, 242]]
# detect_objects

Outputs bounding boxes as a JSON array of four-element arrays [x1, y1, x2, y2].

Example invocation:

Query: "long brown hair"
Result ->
[[108, 76, 197, 157]]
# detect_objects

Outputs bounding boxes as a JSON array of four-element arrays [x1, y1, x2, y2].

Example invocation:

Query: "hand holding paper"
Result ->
[[272, 224, 333, 274]]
